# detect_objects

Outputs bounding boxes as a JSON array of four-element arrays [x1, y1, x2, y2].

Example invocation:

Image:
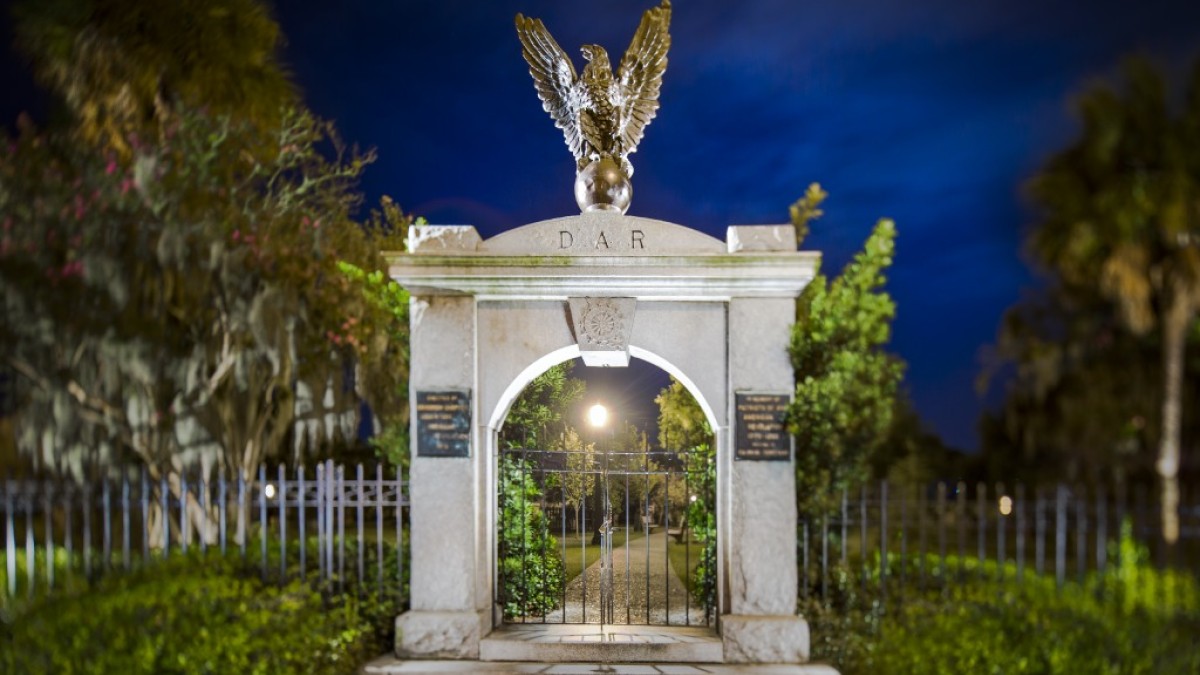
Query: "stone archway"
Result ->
[[388, 212, 819, 664]]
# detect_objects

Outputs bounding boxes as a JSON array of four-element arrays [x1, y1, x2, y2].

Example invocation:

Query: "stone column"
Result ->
[[395, 295, 487, 659], [721, 296, 809, 664]]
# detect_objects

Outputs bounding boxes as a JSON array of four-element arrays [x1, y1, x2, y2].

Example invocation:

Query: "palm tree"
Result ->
[[1027, 57, 1200, 543]]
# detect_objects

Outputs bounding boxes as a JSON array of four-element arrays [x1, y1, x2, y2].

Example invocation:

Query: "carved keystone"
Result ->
[[567, 297, 636, 367]]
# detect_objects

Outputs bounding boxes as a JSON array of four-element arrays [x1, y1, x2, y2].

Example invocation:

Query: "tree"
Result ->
[[13, 0, 296, 154], [788, 187, 904, 518], [499, 361, 587, 449], [1023, 56, 1200, 542], [655, 376, 713, 451], [1, 0, 411, 543], [979, 287, 1163, 488]]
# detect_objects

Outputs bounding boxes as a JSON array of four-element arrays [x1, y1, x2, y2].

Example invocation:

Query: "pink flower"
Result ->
[[105, 160, 117, 175], [232, 230, 241, 242], [119, 178, 133, 196]]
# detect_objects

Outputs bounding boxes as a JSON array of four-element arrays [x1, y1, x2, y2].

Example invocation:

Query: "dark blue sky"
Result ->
[[5, 1, 1200, 450]]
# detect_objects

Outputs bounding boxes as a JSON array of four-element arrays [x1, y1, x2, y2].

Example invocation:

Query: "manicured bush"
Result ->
[[0, 557, 395, 675], [803, 542, 1200, 675]]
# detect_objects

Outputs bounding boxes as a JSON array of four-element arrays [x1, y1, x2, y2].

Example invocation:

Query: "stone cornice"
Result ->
[[385, 251, 820, 300]]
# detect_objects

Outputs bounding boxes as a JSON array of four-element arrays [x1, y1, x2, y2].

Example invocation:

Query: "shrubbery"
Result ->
[[0, 557, 395, 675], [803, 531, 1200, 675], [497, 456, 564, 617]]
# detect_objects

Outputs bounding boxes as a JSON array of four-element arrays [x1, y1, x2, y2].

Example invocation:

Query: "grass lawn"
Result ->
[[558, 528, 645, 581], [667, 538, 705, 591]]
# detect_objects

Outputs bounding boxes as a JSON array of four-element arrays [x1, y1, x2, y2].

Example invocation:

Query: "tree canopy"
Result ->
[[0, 0, 412, 548], [994, 56, 1200, 542], [788, 186, 904, 517]]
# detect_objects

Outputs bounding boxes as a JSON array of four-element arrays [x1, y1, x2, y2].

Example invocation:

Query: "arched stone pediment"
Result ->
[[483, 212, 724, 256]]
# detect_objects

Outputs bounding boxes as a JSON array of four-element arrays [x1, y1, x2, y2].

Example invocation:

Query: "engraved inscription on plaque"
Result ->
[[415, 390, 471, 458], [735, 392, 791, 461]]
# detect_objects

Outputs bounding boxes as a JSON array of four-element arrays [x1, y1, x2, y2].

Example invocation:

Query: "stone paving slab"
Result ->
[[479, 624, 723, 663], [362, 656, 841, 675]]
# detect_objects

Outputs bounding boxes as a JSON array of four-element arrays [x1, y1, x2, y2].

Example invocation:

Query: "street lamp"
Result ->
[[588, 403, 609, 428]]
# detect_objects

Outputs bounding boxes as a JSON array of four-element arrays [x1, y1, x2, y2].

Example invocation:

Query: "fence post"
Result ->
[[337, 463, 346, 592], [376, 464, 384, 598], [198, 474, 207, 557], [899, 481, 908, 589], [1076, 487, 1087, 583], [259, 465, 268, 581], [1055, 484, 1067, 589], [218, 472, 227, 557], [86, 481, 96, 572], [880, 480, 888, 602], [279, 464, 287, 583], [937, 482, 947, 583], [997, 482, 1006, 582], [957, 481, 967, 581], [918, 483, 927, 589], [122, 474, 132, 567], [1016, 484, 1026, 582], [237, 471, 246, 560], [44, 484, 55, 590], [180, 474, 189, 556], [357, 463, 365, 587], [977, 482, 987, 579], [860, 484, 868, 594], [1035, 487, 1045, 576], [25, 485, 35, 597], [1096, 487, 1107, 576], [299, 465, 307, 582], [841, 489, 848, 566], [820, 514, 828, 603], [396, 464, 404, 603], [64, 486, 74, 579], [801, 518, 809, 603], [317, 462, 325, 582], [140, 468, 148, 563], [5, 481, 15, 598]]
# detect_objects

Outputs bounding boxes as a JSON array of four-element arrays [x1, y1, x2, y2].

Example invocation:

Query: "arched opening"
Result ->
[[489, 351, 718, 627]]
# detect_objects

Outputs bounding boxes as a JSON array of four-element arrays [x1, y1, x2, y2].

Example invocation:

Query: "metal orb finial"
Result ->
[[575, 157, 632, 214]]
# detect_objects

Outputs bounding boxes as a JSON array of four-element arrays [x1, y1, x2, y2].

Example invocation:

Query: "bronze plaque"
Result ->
[[415, 390, 471, 458], [735, 392, 791, 461]]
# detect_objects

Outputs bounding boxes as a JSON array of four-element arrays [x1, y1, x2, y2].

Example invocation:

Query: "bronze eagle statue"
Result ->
[[515, 0, 671, 182]]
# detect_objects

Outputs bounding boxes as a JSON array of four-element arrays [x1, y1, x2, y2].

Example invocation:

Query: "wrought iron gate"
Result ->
[[497, 445, 714, 626]]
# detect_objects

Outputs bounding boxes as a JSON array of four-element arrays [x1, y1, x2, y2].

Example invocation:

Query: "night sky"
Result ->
[[5, 1, 1200, 450]]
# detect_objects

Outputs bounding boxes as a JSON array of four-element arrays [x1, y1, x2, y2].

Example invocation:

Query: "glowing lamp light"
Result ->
[[998, 495, 1013, 516], [587, 403, 609, 428], [690, 494, 698, 503], [265, 483, 277, 500]]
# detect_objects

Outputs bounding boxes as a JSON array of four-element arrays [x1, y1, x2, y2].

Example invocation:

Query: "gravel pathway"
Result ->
[[520, 531, 704, 626]]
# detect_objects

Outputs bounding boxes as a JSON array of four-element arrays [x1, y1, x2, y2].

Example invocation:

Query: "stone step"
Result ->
[[479, 625, 724, 664]]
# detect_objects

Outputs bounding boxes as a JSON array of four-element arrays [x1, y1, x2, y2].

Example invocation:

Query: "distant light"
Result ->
[[998, 495, 1013, 516], [689, 494, 698, 503], [265, 483, 277, 500], [588, 403, 609, 428]]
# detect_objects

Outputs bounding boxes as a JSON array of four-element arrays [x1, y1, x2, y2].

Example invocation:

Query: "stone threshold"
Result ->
[[480, 624, 723, 663], [362, 657, 840, 675]]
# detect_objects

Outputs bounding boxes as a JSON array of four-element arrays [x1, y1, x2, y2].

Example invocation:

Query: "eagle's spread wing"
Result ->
[[615, 0, 671, 158], [516, 14, 585, 163]]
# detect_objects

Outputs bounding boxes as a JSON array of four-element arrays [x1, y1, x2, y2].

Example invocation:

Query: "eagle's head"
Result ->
[[580, 44, 610, 67]]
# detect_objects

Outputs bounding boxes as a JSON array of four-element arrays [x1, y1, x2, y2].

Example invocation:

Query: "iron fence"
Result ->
[[1, 461, 408, 607], [799, 481, 1200, 609]]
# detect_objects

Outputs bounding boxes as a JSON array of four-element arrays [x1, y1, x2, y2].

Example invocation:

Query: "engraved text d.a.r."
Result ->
[[557, 229, 647, 250]]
